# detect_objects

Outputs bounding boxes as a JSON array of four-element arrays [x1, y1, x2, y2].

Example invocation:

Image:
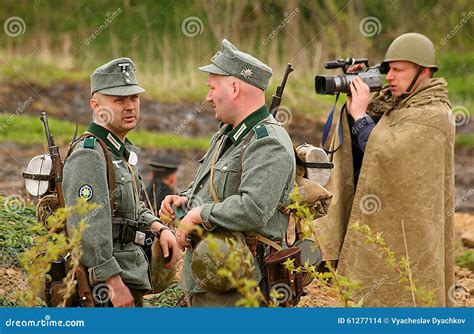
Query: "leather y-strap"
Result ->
[[209, 121, 285, 252], [246, 232, 283, 251], [209, 135, 226, 203], [66, 133, 116, 214]]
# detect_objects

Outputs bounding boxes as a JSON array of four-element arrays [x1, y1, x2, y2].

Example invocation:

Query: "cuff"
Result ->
[[200, 203, 217, 231], [89, 257, 122, 283], [141, 211, 158, 227], [351, 113, 374, 135]]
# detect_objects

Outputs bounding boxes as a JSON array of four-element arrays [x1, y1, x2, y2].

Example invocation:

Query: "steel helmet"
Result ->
[[383, 33, 437, 71], [191, 230, 253, 293]]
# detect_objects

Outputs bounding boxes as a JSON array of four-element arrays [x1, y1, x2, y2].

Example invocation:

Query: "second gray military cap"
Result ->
[[199, 39, 272, 90]]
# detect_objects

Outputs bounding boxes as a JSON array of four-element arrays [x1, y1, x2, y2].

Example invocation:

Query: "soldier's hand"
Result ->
[[159, 229, 182, 268], [348, 76, 370, 120], [106, 275, 135, 307], [346, 63, 365, 73], [159, 195, 188, 223], [176, 207, 202, 251]]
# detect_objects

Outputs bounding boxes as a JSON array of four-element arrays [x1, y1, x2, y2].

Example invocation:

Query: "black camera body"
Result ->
[[315, 58, 388, 95]]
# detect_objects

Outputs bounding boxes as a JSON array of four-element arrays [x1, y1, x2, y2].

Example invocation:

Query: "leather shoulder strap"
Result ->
[[66, 133, 116, 214]]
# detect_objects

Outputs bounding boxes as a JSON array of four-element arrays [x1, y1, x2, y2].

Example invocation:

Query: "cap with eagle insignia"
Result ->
[[199, 39, 272, 90], [90, 57, 145, 96]]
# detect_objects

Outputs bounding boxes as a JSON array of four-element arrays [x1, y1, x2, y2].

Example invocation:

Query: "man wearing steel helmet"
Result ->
[[317, 33, 454, 306]]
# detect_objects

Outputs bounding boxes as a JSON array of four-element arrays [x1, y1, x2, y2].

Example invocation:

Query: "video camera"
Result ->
[[315, 58, 388, 95]]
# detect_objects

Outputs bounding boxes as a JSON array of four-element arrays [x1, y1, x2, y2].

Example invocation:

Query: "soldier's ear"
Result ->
[[90, 97, 99, 112], [231, 80, 240, 98]]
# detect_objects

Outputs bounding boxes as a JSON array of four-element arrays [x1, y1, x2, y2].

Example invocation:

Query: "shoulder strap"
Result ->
[[66, 133, 116, 214]]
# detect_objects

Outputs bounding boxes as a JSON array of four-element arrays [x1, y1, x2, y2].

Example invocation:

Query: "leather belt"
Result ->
[[111, 217, 154, 247]]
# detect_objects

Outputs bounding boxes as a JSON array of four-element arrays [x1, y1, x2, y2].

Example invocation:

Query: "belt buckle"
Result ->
[[134, 231, 146, 245], [145, 237, 154, 246]]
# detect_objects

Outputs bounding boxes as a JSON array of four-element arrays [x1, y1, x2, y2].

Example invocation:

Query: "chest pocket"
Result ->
[[115, 169, 136, 216], [212, 154, 241, 200]]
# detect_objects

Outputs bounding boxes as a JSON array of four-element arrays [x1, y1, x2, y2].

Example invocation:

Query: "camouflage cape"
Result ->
[[316, 78, 455, 306]]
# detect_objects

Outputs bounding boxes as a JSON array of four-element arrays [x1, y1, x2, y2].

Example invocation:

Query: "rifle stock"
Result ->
[[40, 112, 95, 307]]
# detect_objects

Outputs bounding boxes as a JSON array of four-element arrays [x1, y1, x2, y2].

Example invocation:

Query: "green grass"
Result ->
[[0, 114, 211, 150], [1, 0, 471, 116], [455, 133, 474, 149], [456, 249, 474, 271], [143, 282, 183, 307], [0, 197, 43, 266]]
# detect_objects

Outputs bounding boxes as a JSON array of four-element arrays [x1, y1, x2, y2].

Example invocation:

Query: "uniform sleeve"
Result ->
[[200, 136, 293, 231], [137, 200, 159, 226], [351, 114, 376, 152], [62, 146, 122, 282]]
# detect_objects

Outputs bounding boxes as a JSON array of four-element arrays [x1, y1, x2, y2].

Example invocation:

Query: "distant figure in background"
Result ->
[[145, 154, 181, 214]]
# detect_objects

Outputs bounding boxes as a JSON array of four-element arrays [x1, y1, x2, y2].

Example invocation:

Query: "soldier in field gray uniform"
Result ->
[[63, 57, 180, 307], [160, 39, 295, 307]]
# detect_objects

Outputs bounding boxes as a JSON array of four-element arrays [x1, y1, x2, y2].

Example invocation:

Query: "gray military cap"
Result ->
[[90, 57, 145, 96], [199, 39, 272, 90]]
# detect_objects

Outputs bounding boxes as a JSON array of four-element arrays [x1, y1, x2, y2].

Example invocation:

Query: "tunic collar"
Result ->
[[227, 105, 270, 145], [86, 122, 133, 157]]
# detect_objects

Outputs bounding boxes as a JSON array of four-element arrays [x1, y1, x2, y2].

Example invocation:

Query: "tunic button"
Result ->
[[199, 184, 203, 189], [223, 166, 228, 171], [121, 177, 125, 182]]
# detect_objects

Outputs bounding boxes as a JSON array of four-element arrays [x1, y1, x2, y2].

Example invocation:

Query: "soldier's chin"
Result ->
[[122, 121, 137, 130], [390, 87, 401, 97]]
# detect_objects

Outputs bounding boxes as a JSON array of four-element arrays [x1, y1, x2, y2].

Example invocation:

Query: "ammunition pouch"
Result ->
[[112, 217, 155, 252], [44, 255, 94, 307], [262, 247, 304, 307], [44, 256, 73, 307]]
